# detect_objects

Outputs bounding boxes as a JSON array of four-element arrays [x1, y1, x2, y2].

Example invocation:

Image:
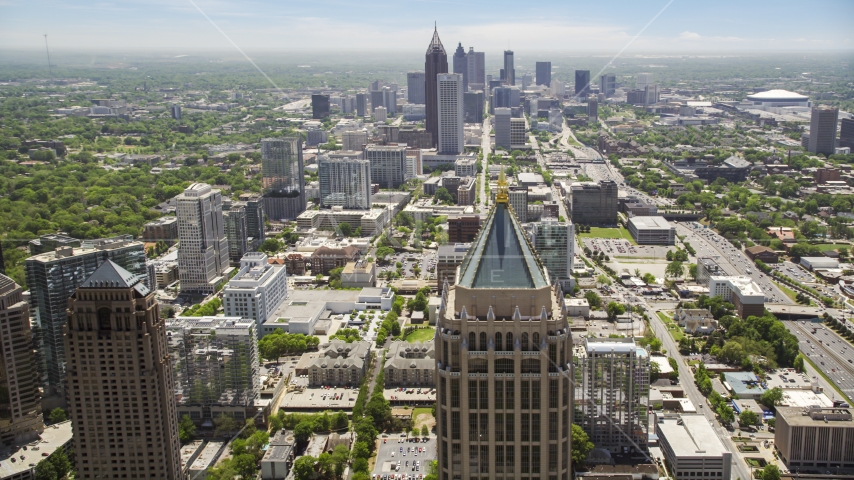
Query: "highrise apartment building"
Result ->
[[223, 203, 249, 265], [569, 180, 618, 224], [26, 235, 148, 393], [530, 219, 574, 285], [223, 253, 288, 330], [425, 27, 449, 148], [503, 50, 515, 86], [809, 106, 839, 155], [166, 316, 260, 423], [176, 183, 229, 295], [575, 70, 591, 97], [536, 62, 551, 87], [261, 137, 306, 221], [0, 274, 43, 445], [437, 73, 465, 155], [453, 43, 468, 91], [435, 171, 574, 480], [318, 156, 373, 209], [600, 73, 616, 97], [407, 72, 426, 104], [366, 145, 407, 189], [239, 193, 265, 250], [466, 48, 486, 91], [573, 338, 650, 454], [64, 261, 184, 479]]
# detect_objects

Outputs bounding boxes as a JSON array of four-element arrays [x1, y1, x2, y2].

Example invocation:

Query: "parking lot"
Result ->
[[383, 387, 436, 406], [378, 250, 437, 282], [372, 433, 436, 480]]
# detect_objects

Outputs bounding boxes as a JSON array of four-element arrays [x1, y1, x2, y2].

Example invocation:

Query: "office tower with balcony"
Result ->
[[166, 316, 260, 424], [64, 260, 183, 479], [366, 145, 407, 189], [318, 156, 373, 209], [466, 48, 486, 91], [311, 94, 330, 119], [26, 235, 148, 394], [575, 70, 590, 97], [453, 43, 468, 91], [809, 106, 839, 155], [0, 274, 43, 445], [536, 62, 551, 87], [261, 137, 306, 221], [223, 203, 249, 265], [503, 50, 515, 86], [426, 26, 449, 149], [176, 183, 229, 294], [223, 253, 288, 331], [600, 73, 616, 98], [573, 338, 650, 454], [435, 170, 574, 480], [407, 72, 426, 104], [437, 73, 465, 155]]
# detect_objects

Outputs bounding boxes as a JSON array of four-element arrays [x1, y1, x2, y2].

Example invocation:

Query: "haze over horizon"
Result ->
[[1, 0, 852, 54]]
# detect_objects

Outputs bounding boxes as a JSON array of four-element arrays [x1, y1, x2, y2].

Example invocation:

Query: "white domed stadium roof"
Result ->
[[746, 89, 809, 101]]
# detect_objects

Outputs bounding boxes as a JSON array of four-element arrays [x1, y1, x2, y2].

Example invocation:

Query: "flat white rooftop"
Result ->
[[658, 414, 728, 457]]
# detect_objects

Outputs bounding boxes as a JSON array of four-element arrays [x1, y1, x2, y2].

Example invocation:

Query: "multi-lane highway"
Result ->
[[785, 321, 854, 401], [675, 222, 792, 305]]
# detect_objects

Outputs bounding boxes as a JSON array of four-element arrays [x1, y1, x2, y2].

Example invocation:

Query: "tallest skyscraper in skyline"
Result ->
[[425, 26, 448, 149]]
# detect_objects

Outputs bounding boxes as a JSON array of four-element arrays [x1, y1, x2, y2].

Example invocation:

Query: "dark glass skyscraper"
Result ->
[[425, 26, 448, 149], [503, 50, 515, 86], [536, 61, 552, 87], [575, 70, 591, 96], [261, 137, 306, 220], [453, 42, 468, 92]]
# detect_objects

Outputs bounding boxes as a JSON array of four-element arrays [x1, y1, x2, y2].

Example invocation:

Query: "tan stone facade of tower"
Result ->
[[64, 261, 184, 479]]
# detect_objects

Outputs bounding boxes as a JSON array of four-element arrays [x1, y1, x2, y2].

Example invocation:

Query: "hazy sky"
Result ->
[[1, 0, 852, 53]]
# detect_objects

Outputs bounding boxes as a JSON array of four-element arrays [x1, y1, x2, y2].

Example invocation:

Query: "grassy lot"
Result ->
[[773, 281, 815, 306], [405, 327, 435, 343], [812, 243, 843, 252], [656, 311, 685, 342], [579, 227, 638, 245], [412, 407, 435, 431]]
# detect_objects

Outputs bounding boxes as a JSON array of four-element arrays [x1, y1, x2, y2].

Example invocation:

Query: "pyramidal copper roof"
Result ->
[[426, 25, 445, 55]]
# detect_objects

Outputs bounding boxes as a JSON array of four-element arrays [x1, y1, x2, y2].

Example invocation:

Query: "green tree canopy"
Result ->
[[571, 424, 594, 468]]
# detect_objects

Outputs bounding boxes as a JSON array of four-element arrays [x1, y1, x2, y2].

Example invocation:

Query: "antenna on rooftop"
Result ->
[[43, 34, 53, 82]]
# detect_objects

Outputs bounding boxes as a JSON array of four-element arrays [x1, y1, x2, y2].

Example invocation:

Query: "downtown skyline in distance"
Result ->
[[1, 0, 853, 53]]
